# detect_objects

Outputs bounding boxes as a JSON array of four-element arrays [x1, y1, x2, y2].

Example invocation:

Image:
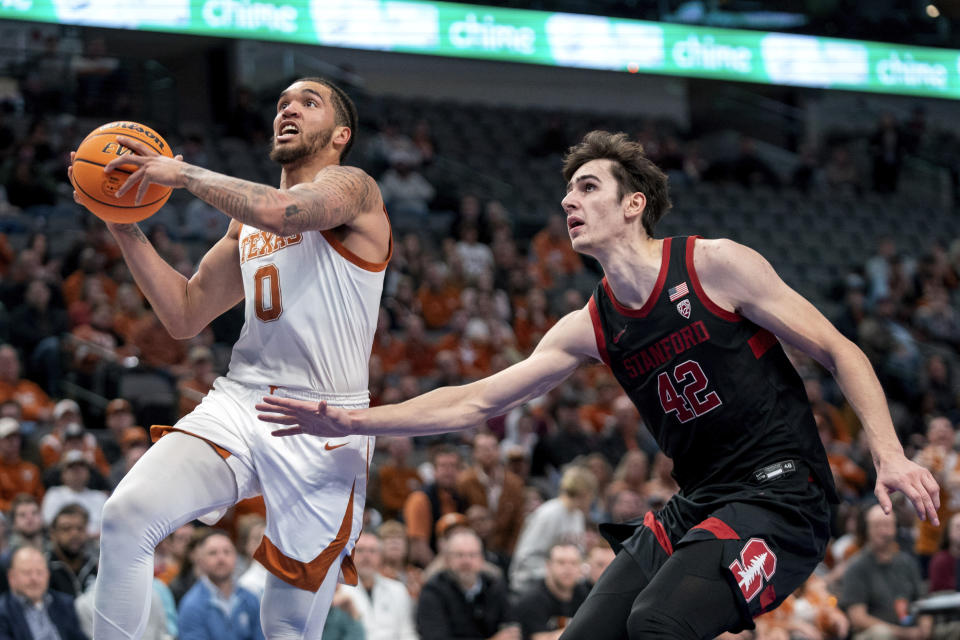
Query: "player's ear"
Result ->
[[623, 191, 646, 221], [333, 126, 351, 148]]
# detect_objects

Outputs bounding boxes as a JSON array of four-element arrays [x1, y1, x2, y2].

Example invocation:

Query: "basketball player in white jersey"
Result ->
[[67, 78, 391, 639]]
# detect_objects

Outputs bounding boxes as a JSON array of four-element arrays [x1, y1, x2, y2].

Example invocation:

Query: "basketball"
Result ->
[[70, 121, 174, 223]]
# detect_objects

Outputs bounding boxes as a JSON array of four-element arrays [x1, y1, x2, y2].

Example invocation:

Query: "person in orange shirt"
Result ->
[[530, 214, 582, 289], [61, 247, 117, 308], [456, 432, 526, 557], [402, 445, 467, 567], [39, 400, 109, 478], [916, 416, 960, 568], [418, 263, 461, 330], [373, 436, 422, 521], [0, 418, 44, 512], [0, 345, 53, 423], [578, 378, 620, 434]]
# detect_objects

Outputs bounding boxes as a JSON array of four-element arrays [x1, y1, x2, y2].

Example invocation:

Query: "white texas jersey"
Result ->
[[226, 218, 391, 395]]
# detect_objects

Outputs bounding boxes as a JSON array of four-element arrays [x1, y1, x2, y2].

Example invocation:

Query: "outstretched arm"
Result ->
[[257, 307, 600, 437], [103, 135, 382, 236], [696, 238, 939, 523]]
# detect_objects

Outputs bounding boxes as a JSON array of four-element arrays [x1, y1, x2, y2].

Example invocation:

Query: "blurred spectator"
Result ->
[[169, 528, 206, 604], [510, 466, 595, 592], [422, 512, 502, 582], [824, 146, 862, 193], [7, 494, 44, 552], [515, 542, 586, 640], [2, 144, 58, 208], [9, 280, 68, 387], [530, 216, 581, 289], [929, 512, 960, 591], [606, 489, 647, 525], [457, 432, 526, 558], [101, 398, 136, 464], [40, 412, 110, 481], [373, 436, 422, 521], [416, 529, 518, 640], [0, 546, 87, 640], [913, 416, 955, 568], [321, 587, 366, 640], [108, 427, 149, 488], [177, 530, 263, 640], [599, 395, 658, 467], [579, 539, 615, 593], [455, 226, 495, 282], [377, 520, 424, 600], [870, 113, 904, 193], [155, 523, 196, 587], [46, 503, 97, 597], [130, 311, 188, 370], [607, 451, 649, 499], [841, 504, 930, 638], [0, 345, 53, 423], [0, 418, 43, 512], [410, 120, 436, 166], [531, 399, 595, 478], [417, 263, 461, 331], [62, 247, 116, 309], [41, 451, 107, 537], [236, 515, 267, 601], [339, 531, 418, 640], [21, 34, 69, 115], [466, 504, 510, 573], [72, 37, 128, 117], [178, 346, 216, 418], [644, 454, 679, 509], [403, 445, 467, 567], [378, 154, 435, 223]]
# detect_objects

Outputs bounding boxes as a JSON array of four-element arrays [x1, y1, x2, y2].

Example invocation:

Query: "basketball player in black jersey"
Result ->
[[257, 130, 940, 639]]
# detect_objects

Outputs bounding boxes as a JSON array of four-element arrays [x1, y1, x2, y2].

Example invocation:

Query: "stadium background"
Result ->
[[1, 1, 960, 638]]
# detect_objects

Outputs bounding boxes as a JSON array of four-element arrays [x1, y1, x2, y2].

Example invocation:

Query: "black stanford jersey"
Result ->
[[588, 236, 838, 502]]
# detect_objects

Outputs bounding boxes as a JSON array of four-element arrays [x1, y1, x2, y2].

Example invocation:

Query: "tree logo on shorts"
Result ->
[[729, 537, 777, 602]]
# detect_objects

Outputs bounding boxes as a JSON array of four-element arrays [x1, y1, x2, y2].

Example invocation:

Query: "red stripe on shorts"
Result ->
[[692, 516, 740, 540], [644, 511, 673, 556]]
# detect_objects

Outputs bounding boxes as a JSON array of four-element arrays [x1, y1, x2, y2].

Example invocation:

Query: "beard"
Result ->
[[269, 125, 334, 165]]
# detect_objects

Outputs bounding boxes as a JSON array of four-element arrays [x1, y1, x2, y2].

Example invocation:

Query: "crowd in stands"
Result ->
[[1, 28, 960, 640]]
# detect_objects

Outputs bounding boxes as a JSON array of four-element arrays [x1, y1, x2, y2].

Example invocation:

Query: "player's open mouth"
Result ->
[[276, 122, 300, 142], [567, 216, 584, 230]]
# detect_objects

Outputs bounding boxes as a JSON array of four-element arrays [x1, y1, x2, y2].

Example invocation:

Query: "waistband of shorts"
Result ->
[[224, 378, 369, 405]]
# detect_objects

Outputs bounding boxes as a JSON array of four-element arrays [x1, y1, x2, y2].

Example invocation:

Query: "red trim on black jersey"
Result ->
[[601, 237, 672, 318], [692, 516, 740, 540], [587, 296, 611, 366], [748, 329, 778, 359], [643, 511, 674, 556], [686, 236, 742, 322]]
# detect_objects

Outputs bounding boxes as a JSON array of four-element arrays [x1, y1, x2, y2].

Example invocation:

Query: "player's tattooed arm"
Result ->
[[181, 165, 379, 235], [110, 223, 149, 244], [278, 166, 380, 235]]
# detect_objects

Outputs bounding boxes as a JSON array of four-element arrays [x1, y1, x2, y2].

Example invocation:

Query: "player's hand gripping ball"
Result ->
[[69, 121, 173, 223]]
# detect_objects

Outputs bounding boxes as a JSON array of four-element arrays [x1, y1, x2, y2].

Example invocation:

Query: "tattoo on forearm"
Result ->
[[113, 223, 148, 244], [183, 165, 280, 226]]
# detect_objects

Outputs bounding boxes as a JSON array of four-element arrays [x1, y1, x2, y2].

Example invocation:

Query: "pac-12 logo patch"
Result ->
[[676, 299, 691, 319], [729, 537, 777, 602]]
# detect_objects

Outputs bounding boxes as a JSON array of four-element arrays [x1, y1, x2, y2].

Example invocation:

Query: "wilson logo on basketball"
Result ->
[[729, 538, 777, 602], [240, 230, 303, 263]]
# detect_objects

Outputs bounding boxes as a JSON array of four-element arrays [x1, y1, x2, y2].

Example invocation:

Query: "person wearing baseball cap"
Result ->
[[0, 417, 43, 512], [102, 398, 136, 466], [41, 450, 107, 538]]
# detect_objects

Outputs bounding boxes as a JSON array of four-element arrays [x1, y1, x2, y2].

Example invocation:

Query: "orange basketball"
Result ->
[[70, 121, 174, 224]]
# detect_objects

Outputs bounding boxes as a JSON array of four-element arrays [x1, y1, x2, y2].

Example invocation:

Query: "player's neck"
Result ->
[[279, 153, 339, 189], [600, 236, 664, 309]]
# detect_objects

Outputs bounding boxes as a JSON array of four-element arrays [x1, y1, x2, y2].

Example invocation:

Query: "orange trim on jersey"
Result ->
[[685, 236, 742, 323], [150, 425, 232, 460], [320, 206, 393, 272], [601, 237, 671, 318], [254, 480, 359, 590]]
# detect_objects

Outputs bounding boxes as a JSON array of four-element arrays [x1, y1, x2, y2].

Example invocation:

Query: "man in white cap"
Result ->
[[40, 400, 109, 477], [0, 417, 43, 512], [41, 450, 107, 537]]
